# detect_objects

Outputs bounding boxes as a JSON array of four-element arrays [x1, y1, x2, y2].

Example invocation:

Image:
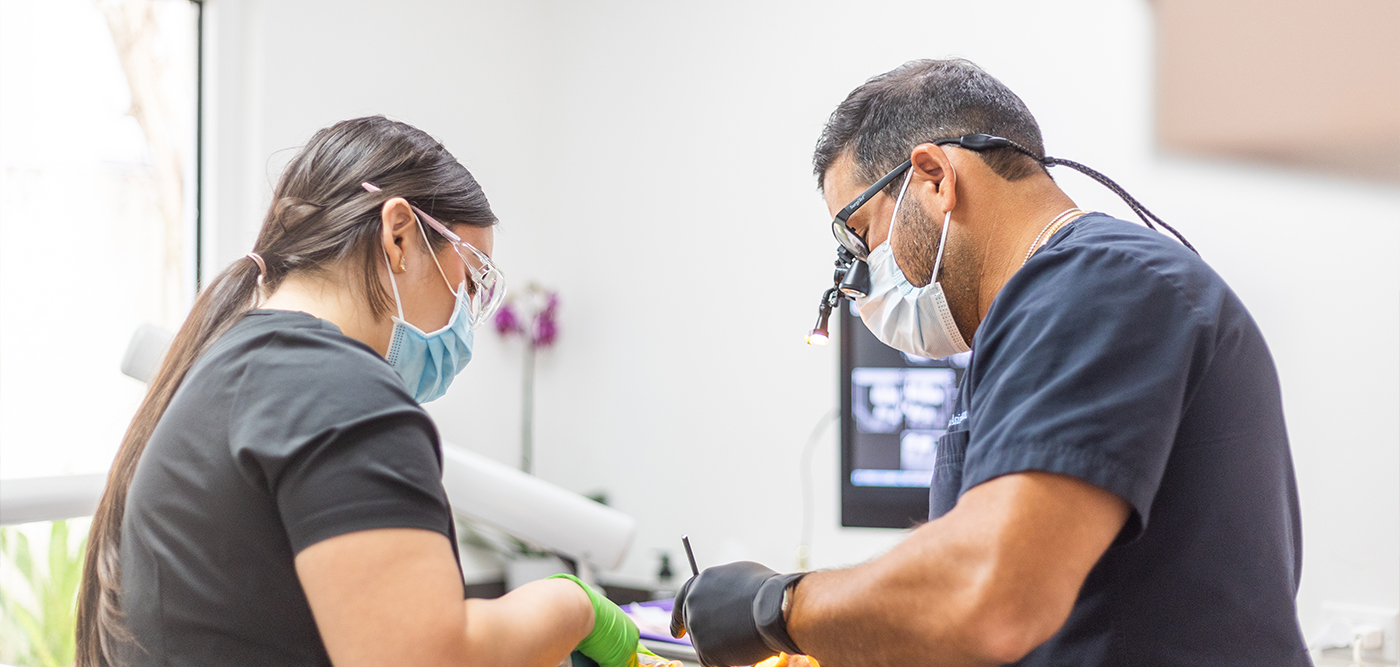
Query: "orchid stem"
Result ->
[[521, 342, 535, 474]]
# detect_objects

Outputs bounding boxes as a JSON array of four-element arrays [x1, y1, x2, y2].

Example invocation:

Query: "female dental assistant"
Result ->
[[76, 116, 639, 667]]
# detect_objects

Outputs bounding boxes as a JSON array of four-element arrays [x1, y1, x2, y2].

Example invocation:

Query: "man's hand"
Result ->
[[786, 472, 1129, 666], [670, 562, 805, 667]]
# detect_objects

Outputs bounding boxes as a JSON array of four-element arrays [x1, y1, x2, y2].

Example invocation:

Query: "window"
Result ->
[[0, 0, 201, 479], [1, 2, 203, 661]]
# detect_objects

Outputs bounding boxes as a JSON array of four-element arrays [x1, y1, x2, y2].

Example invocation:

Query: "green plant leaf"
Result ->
[[0, 520, 86, 667], [14, 601, 55, 667], [12, 530, 34, 582]]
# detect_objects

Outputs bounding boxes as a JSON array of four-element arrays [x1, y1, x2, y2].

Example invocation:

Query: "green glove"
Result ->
[[551, 574, 640, 667]]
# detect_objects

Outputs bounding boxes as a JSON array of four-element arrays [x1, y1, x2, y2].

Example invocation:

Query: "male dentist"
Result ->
[[672, 59, 1309, 667]]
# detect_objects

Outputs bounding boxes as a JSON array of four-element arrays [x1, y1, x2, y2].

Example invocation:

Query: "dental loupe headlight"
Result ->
[[807, 132, 1200, 346], [838, 254, 870, 298], [806, 247, 868, 345]]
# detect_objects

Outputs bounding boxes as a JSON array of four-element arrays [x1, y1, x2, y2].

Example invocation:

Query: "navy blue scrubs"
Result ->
[[930, 214, 1309, 665]]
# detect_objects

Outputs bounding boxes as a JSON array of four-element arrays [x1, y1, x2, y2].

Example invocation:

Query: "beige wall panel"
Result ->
[[1156, 0, 1400, 182]]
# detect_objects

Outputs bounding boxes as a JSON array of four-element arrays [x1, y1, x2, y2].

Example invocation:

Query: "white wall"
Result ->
[[205, 0, 1399, 637]]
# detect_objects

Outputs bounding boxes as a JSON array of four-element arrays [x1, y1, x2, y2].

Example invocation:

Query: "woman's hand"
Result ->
[[550, 574, 642, 667]]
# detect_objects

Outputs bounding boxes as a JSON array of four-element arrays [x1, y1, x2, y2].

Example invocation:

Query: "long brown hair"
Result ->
[[75, 116, 497, 666]]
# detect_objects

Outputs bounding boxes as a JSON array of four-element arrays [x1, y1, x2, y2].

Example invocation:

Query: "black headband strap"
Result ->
[[936, 134, 1197, 255]]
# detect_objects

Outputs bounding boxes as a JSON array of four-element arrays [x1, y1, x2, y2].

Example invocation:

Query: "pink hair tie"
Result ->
[[246, 252, 267, 289]]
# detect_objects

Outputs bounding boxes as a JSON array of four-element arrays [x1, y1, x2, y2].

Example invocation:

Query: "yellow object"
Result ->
[[755, 653, 820, 667], [636, 653, 681, 667]]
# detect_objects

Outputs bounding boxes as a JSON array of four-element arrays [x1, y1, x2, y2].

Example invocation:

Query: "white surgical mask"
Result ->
[[854, 171, 970, 359]]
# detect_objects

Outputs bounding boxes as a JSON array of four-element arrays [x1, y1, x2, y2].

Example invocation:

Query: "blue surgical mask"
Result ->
[[382, 217, 476, 403]]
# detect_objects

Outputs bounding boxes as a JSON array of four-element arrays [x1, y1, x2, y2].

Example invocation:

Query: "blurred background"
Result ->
[[1, 0, 1396, 664]]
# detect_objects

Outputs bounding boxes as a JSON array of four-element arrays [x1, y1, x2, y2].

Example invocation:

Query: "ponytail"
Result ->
[[76, 258, 262, 666]]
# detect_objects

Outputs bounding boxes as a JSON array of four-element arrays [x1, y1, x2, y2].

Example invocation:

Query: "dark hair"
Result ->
[[813, 58, 1048, 191], [75, 116, 496, 667]]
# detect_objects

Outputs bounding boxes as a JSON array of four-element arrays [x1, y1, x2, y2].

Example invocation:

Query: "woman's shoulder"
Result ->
[[212, 310, 421, 419]]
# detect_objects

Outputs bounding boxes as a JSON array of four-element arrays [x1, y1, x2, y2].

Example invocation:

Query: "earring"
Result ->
[[399, 256, 406, 272]]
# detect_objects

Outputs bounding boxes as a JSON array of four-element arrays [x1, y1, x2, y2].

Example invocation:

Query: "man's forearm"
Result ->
[[784, 517, 1004, 667], [783, 473, 1127, 667]]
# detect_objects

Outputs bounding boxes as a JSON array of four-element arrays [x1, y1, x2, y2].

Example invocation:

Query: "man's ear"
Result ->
[[909, 144, 957, 214], [379, 198, 417, 274]]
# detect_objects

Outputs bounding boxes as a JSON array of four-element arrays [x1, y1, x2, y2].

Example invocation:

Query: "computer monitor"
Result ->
[[839, 302, 969, 528]]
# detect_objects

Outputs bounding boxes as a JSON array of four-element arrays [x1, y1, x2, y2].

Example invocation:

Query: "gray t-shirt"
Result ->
[[119, 310, 460, 666]]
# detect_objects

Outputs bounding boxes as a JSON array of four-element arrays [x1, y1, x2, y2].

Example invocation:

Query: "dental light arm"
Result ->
[[438, 443, 634, 571]]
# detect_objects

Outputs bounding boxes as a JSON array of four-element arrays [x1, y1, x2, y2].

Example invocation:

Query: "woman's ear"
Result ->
[[909, 144, 957, 214], [379, 198, 417, 274]]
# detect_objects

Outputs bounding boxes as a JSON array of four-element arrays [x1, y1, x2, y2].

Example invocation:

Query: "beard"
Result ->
[[889, 200, 982, 341], [889, 199, 939, 288]]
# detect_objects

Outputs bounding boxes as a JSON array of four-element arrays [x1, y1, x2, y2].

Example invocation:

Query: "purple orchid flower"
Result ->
[[494, 288, 560, 349], [532, 308, 558, 349], [494, 302, 522, 335]]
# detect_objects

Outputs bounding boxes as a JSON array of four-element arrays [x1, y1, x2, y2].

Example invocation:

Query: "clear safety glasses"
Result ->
[[409, 203, 507, 329], [361, 181, 506, 329], [830, 159, 912, 260]]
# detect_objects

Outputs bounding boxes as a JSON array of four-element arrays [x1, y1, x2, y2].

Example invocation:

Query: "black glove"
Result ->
[[670, 562, 807, 667]]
